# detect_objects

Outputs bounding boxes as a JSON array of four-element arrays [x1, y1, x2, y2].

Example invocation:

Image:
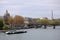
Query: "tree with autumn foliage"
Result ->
[[13, 15, 24, 24], [39, 18, 49, 29], [8, 16, 13, 24], [7, 16, 14, 27]]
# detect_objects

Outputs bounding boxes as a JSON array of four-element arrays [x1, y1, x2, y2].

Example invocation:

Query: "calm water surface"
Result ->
[[0, 26, 60, 40]]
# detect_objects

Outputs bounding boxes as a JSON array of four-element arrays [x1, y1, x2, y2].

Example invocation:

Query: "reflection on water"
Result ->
[[0, 27, 60, 40]]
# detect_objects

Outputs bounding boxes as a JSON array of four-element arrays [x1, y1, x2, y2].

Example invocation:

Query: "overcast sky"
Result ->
[[0, 0, 60, 19]]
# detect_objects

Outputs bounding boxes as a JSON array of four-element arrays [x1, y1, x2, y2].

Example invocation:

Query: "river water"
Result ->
[[0, 26, 60, 40]]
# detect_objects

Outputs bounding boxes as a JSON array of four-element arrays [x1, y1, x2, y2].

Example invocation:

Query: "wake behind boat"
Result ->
[[5, 30, 27, 35]]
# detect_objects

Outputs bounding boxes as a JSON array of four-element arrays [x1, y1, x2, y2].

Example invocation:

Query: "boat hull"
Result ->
[[6, 31, 27, 35]]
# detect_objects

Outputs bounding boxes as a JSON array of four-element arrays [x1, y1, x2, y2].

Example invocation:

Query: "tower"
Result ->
[[51, 10, 53, 20], [3, 10, 10, 25], [5, 10, 10, 16]]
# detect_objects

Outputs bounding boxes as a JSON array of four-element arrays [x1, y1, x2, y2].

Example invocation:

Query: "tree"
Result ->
[[40, 18, 49, 29], [8, 16, 13, 24], [0, 17, 4, 30], [3, 24, 9, 30], [7, 16, 14, 27], [13, 15, 24, 24], [48, 20, 60, 29]]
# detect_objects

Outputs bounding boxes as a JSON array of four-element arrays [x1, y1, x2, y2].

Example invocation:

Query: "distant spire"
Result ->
[[51, 10, 53, 20]]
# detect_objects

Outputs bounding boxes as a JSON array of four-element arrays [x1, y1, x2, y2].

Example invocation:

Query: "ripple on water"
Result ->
[[0, 28, 60, 40]]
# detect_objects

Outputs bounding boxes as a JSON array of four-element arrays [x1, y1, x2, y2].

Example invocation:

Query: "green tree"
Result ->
[[48, 20, 60, 29], [3, 24, 9, 30], [0, 17, 4, 27], [40, 18, 49, 29]]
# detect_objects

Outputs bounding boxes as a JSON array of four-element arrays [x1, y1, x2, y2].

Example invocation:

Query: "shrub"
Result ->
[[3, 24, 9, 30]]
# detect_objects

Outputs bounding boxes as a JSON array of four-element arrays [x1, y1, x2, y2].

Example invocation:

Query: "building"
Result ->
[[3, 10, 10, 25]]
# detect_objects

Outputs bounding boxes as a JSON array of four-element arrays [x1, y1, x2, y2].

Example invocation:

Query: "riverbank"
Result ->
[[0, 30, 8, 33]]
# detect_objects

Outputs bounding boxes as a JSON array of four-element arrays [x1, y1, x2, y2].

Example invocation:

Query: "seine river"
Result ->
[[0, 26, 60, 40]]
